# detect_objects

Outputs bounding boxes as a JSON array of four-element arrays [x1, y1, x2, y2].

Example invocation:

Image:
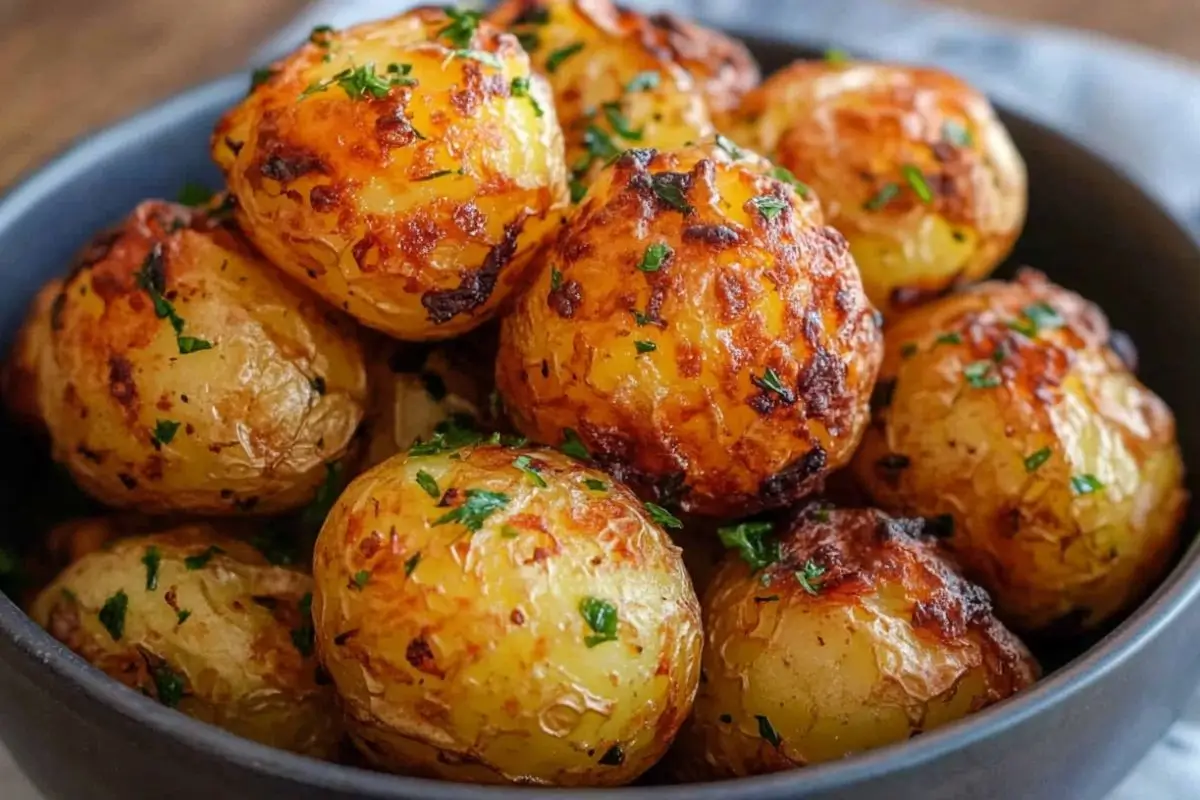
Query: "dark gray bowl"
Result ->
[[2, 35, 1199, 800]]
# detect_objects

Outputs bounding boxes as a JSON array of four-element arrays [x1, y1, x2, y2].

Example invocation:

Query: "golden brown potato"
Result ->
[[362, 330, 500, 469], [30, 525, 341, 758], [676, 505, 1038, 778], [496, 139, 883, 517], [489, 0, 714, 190], [725, 61, 1027, 315], [213, 8, 567, 340], [851, 271, 1186, 633], [644, 11, 760, 114], [2, 278, 61, 430], [34, 200, 368, 514], [312, 443, 701, 786]]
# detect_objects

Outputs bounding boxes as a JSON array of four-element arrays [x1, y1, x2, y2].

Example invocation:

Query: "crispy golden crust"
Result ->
[[213, 8, 568, 340], [851, 271, 1186, 632], [675, 506, 1038, 778], [496, 140, 883, 517], [489, 0, 714, 186], [37, 200, 368, 514], [312, 444, 701, 786], [725, 61, 1027, 314], [30, 526, 341, 758], [1, 278, 61, 430], [644, 11, 760, 114]]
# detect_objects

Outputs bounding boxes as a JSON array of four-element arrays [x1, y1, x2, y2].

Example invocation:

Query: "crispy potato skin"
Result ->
[[36, 201, 368, 514], [676, 506, 1038, 778], [213, 8, 568, 340], [726, 61, 1027, 315], [851, 272, 1186, 632], [496, 141, 883, 517], [30, 526, 341, 758], [644, 11, 760, 114], [489, 0, 714, 185], [312, 445, 701, 785]]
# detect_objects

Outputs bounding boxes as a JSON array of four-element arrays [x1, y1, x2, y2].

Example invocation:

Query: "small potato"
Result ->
[[676, 506, 1038, 778], [726, 61, 1027, 314], [496, 140, 882, 517], [489, 0, 714, 188], [2, 278, 61, 430], [312, 444, 701, 786], [644, 11, 760, 114], [30, 525, 341, 758], [214, 8, 567, 340], [851, 271, 1186, 633], [34, 201, 368, 514], [362, 331, 500, 469]]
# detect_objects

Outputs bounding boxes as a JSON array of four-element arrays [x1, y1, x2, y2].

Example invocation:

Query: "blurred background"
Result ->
[[1, 0, 1199, 189]]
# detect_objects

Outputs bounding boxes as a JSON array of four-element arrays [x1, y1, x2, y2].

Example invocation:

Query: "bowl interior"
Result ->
[[0, 35, 1198, 800]]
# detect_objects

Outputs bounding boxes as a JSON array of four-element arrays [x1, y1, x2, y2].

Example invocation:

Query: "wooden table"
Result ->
[[1, 0, 1197, 190]]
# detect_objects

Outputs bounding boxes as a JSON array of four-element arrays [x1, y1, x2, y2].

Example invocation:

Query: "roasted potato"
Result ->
[[851, 271, 1186, 633], [312, 443, 701, 785], [496, 140, 883, 517], [676, 505, 1038, 778], [32, 201, 368, 515], [489, 0, 714, 188], [644, 11, 760, 114], [213, 8, 567, 340], [30, 525, 341, 758], [362, 331, 500, 469], [725, 61, 1027, 314], [2, 278, 61, 430]]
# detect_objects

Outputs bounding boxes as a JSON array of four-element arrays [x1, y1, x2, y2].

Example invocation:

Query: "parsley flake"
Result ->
[[715, 133, 743, 158], [637, 242, 672, 272], [352, 570, 371, 590], [864, 182, 900, 211], [416, 470, 440, 498], [579, 596, 619, 647], [99, 591, 128, 641], [432, 489, 510, 532], [934, 332, 962, 347], [513, 455, 548, 488], [291, 593, 315, 657], [560, 428, 591, 461], [546, 41, 584, 73], [176, 609, 191, 626], [751, 195, 788, 220], [141, 547, 161, 591], [717, 521, 779, 571], [582, 124, 621, 164], [301, 62, 414, 101], [582, 478, 607, 492], [963, 360, 1001, 389], [409, 416, 487, 456], [650, 174, 694, 213], [184, 546, 224, 571], [550, 267, 563, 290], [942, 120, 974, 148], [756, 715, 782, 747], [796, 560, 826, 595], [602, 102, 643, 141], [751, 367, 795, 403], [177, 336, 213, 355], [151, 419, 180, 450], [1071, 474, 1105, 495], [1009, 302, 1064, 338], [569, 178, 587, 203], [901, 165, 934, 204], [1024, 447, 1052, 473], [151, 662, 187, 708], [177, 182, 214, 207], [249, 66, 275, 91], [645, 502, 682, 529], [438, 7, 482, 49], [404, 552, 421, 576], [770, 165, 810, 198], [510, 76, 543, 116], [626, 70, 660, 92], [635, 340, 656, 354], [452, 49, 502, 68]]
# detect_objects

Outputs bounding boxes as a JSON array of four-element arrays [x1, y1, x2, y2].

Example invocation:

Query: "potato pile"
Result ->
[[0, 0, 1184, 788]]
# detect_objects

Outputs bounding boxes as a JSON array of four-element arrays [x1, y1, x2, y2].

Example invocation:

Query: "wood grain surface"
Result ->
[[0, 0, 1197, 190]]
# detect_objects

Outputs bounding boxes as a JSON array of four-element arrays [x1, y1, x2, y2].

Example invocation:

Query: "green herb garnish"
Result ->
[[177, 336, 213, 355], [752, 367, 794, 402], [579, 596, 619, 647], [769, 165, 810, 198], [142, 547, 161, 591], [963, 360, 1001, 389], [438, 7, 482, 49], [301, 62, 414, 100], [352, 570, 370, 590], [184, 546, 224, 571], [864, 182, 900, 211], [934, 332, 962, 347], [602, 102, 643, 141], [942, 120, 974, 148], [299, 461, 344, 533], [751, 195, 788, 220], [404, 552, 421, 576], [560, 428, 591, 461], [717, 521, 779, 571], [550, 267, 563, 290], [151, 419, 180, 450], [513, 455, 548, 488], [432, 489, 510, 532], [99, 591, 128, 641], [715, 133, 743, 158], [644, 502, 682, 529], [510, 76, 544, 116], [650, 174, 693, 213], [1071, 474, 1105, 495], [546, 41, 584, 73], [291, 593, 315, 656], [416, 470, 440, 498], [635, 340, 656, 354], [582, 478, 607, 492], [756, 714, 782, 747], [1024, 447, 1052, 473], [795, 560, 826, 595], [637, 242, 672, 272], [626, 70, 661, 92], [901, 165, 934, 204], [150, 662, 186, 708], [177, 182, 214, 207]]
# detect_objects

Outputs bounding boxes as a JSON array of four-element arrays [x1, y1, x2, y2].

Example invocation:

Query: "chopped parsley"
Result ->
[[513, 455, 547, 488], [751, 367, 795, 403], [352, 570, 371, 590], [864, 182, 900, 211], [136, 248, 186, 336], [301, 62, 415, 100], [151, 419, 180, 450], [453, 49, 502, 68], [637, 242, 672, 272], [942, 120, 974, 148], [644, 502, 682, 529], [1009, 302, 1064, 338], [582, 478, 607, 492], [415, 168, 465, 181], [177, 182, 214, 207], [635, 340, 656, 354], [750, 195, 788, 220], [963, 360, 1001, 389], [1071, 474, 1105, 496], [546, 41, 584, 73], [770, 165, 810, 198], [249, 66, 275, 91], [184, 546, 224, 571], [756, 715, 782, 747], [404, 552, 421, 576], [715, 133, 743, 159], [176, 336, 213, 355], [299, 461, 344, 533], [626, 70, 661, 92], [510, 76, 543, 116], [569, 178, 587, 203], [560, 428, 591, 461], [717, 521, 779, 571], [409, 416, 487, 456], [309, 24, 334, 45], [550, 267, 563, 290], [438, 7, 482, 49], [582, 124, 621, 164], [516, 30, 540, 52], [934, 332, 962, 347], [415, 470, 440, 498], [141, 546, 161, 591], [579, 596, 619, 647], [602, 102, 643, 141], [150, 662, 187, 708], [598, 744, 625, 765], [901, 165, 934, 204], [795, 560, 826, 595], [432, 489, 510, 532], [1024, 447, 1052, 473], [291, 593, 315, 657], [99, 590, 128, 641], [631, 309, 654, 327], [176, 609, 191, 625], [650, 174, 693, 213]]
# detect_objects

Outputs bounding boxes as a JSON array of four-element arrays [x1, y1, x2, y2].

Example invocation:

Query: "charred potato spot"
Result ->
[[312, 445, 701, 785], [29, 525, 341, 758], [674, 506, 1037, 778], [497, 139, 882, 517], [32, 200, 368, 514], [213, 8, 568, 340], [727, 61, 1027, 314], [851, 271, 1186, 632]]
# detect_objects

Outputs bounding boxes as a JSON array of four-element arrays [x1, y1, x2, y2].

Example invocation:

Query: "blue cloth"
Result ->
[[262, 3, 1200, 797]]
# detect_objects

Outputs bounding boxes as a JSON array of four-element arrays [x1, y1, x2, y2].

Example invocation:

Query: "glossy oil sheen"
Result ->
[[0, 37, 1199, 800]]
